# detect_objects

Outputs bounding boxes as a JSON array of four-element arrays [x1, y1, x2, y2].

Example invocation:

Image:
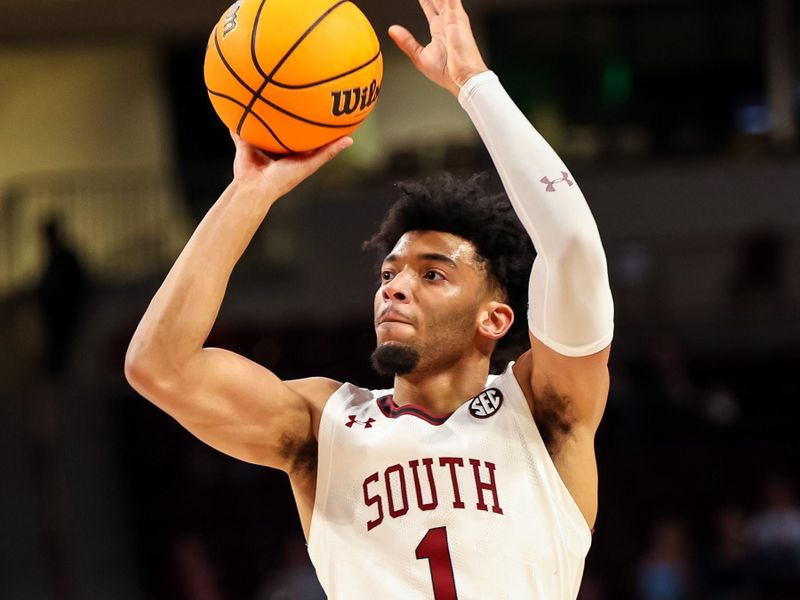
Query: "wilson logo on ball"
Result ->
[[222, 2, 241, 38], [331, 80, 381, 117]]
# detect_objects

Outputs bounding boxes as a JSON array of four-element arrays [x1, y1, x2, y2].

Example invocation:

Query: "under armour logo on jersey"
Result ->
[[540, 171, 575, 192], [346, 415, 376, 429], [469, 388, 504, 419]]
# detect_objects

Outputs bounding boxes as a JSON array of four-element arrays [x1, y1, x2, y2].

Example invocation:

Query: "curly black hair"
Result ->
[[363, 172, 535, 371]]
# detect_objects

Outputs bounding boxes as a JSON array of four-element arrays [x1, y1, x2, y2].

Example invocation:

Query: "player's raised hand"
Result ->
[[389, 0, 488, 97], [230, 132, 353, 200]]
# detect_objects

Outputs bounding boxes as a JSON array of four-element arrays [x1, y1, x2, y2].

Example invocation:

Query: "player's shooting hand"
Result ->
[[389, 0, 488, 97], [230, 132, 353, 200]]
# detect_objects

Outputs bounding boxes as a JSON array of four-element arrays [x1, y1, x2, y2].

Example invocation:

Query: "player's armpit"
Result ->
[[125, 347, 341, 474], [529, 333, 611, 433]]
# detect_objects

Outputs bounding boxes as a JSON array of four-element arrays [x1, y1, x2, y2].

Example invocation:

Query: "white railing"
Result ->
[[0, 168, 191, 298]]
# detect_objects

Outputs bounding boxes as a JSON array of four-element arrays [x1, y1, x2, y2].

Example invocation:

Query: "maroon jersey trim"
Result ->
[[377, 396, 453, 426]]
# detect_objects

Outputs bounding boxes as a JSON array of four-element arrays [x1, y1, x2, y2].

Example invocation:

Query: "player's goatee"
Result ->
[[370, 343, 420, 377]]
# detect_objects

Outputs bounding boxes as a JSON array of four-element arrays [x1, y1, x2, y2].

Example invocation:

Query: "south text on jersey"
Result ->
[[362, 457, 504, 531]]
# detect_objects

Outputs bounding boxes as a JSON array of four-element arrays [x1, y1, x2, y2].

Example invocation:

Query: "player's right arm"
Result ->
[[124, 134, 352, 473]]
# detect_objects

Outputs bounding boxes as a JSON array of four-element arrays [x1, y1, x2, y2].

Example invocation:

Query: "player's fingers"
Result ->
[[388, 25, 425, 64], [322, 136, 354, 160], [286, 137, 353, 178], [419, 0, 439, 21], [442, 0, 471, 26], [231, 131, 275, 166], [231, 130, 253, 153], [230, 130, 255, 155]]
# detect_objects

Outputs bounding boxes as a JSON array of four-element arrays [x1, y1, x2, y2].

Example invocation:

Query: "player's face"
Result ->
[[373, 231, 493, 374]]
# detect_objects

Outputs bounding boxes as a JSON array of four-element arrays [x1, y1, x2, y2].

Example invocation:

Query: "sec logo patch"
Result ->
[[469, 388, 504, 419]]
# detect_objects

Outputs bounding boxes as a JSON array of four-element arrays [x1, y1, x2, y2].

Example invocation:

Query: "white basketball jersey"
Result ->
[[307, 361, 591, 599]]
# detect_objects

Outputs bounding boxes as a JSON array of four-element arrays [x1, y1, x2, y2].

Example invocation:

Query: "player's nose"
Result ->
[[381, 269, 413, 303]]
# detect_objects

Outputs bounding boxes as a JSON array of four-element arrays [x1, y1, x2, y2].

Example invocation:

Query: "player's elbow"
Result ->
[[124, 352, 151, 390], [125, 353, 161, 399], [557, 231, 608, 275], [124, 342, 181, 401]]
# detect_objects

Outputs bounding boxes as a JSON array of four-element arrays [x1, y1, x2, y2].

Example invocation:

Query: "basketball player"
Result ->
[[125, 0, 613, 597]]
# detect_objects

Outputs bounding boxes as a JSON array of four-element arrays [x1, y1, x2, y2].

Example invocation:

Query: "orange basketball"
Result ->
[[204, 0, 383, 154]]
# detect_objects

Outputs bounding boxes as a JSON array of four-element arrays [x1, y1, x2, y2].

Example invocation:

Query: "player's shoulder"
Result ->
[[285, 376, 344, 409], [510, 349, 533, 385], [285, 377, 379, 430]]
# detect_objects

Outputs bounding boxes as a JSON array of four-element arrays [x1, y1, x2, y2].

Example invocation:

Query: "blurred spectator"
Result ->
[[615, 337, 700, 440], [578, 573, 607, 600], [35, 215, 89, 378], [730, 229, 787, 317], [701, 386, 742, 429], [172, 534, 225, 600], [650, 338, 696, 414], [747, 476, 800, 592], [636, 519, 694, 600], [612, 242, 656, 321], [254, 536, 325, 600], [701, 507, 757, 600]]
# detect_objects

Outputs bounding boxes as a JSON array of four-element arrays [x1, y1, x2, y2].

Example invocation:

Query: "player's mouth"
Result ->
[[376, 309, 414, 327]]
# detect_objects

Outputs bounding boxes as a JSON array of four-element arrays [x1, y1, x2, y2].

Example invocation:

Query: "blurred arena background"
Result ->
[[1, 0, 800, 598]]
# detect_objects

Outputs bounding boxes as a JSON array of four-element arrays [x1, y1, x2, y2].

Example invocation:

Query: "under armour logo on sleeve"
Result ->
[[540, 171, 575, 192], [346, 415, 376, 429]]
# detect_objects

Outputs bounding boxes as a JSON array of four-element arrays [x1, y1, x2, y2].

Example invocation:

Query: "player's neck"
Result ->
[[392, 355, 491, 415]]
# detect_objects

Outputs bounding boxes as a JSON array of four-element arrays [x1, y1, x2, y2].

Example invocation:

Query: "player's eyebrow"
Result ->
[[384, 253, 458, 269]]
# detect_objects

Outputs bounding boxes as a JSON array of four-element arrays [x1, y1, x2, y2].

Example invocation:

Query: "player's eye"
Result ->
[[380, 271, 394, 282], [424, 270, 444, 281]]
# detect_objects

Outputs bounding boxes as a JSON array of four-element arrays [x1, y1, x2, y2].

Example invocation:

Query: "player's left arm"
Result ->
[[462, 67, 613, 527], [394, 0, 612, 530], [392, 0, 614, 431]]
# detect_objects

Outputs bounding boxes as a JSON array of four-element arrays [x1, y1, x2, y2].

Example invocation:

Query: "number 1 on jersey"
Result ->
[[416, 527, 458, 599]]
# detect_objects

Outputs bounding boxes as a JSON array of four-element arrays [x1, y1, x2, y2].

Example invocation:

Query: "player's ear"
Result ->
[[477, 301, 514, 341]]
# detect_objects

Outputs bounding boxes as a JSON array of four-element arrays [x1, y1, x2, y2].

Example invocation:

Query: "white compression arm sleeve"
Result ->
[[459, 71, 614, 357]]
